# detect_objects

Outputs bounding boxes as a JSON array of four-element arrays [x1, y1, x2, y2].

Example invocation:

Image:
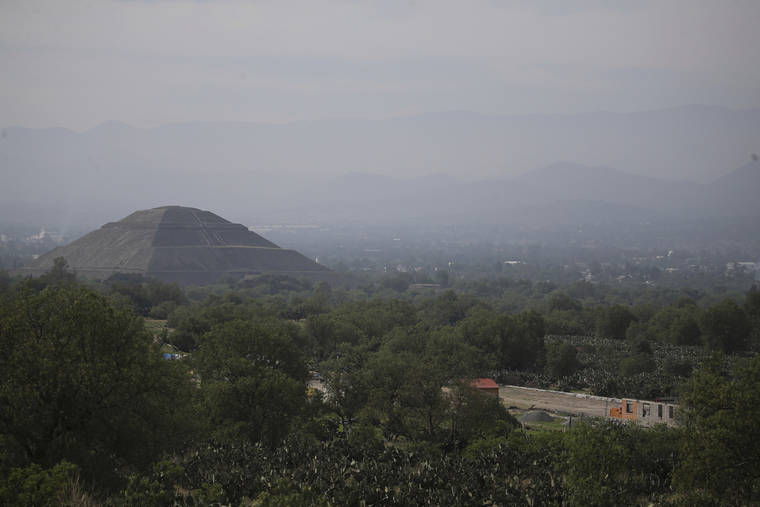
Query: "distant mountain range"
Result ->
[[275, 160, 759, 226], [1, 105, 758, 229]]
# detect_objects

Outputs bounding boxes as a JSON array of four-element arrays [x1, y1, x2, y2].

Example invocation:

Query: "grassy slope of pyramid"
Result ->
[[19, 206, 329, 284]]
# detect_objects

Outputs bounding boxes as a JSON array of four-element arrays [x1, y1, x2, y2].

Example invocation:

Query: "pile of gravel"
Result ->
[[519, 411, 555, 423]]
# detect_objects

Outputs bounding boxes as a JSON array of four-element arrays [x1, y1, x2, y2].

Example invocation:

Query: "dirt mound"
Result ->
[[519, 411, 555, 423]]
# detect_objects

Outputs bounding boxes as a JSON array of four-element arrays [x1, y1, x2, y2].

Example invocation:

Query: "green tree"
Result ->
[[701, 298, 750, 353], [458, 309, 545, 371], [675, 355, 760, 504], [24, 257, 77, 291], [381, 272, 412, 292], [0, 284, 195, 489], [322, 343, 371, 427], [564, 421, 677, 506], [429, 325, 494, 378], [457, 308, 499, 353], [646, 305, 702, 345], [120, 460, 186, 507], [544, 342, 581, 378], [45, 257, 76, 285], [446, 382, 517, 449], [305, 313, 365, 361], [363, 348, 449, 440], [669, 309, 702, 346], [547, 291, 582, 312], [334, 299, 417, 340], [496, 311, 546, 371], [745, 288, 760, 351], [0, 270, 11, 294], [108, 274, 187, 317], [193, 319, 307, 447], [595, 304, 637, 340], [421, 290, 481, 326], [0, 460, 81, 507], [619, 353, 656, 377]]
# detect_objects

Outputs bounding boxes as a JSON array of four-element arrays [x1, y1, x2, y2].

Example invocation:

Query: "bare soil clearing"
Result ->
[[500, 385, 619, 418]]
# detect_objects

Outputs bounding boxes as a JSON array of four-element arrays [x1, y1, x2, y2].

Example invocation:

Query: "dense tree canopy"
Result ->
[[701, 298, 751, 353], [193, 319, 308, 446], [596, 304, 638, 340], [2, 266, 760, 504], [675, 354, 760, 504], [0, 284, 195, 488]]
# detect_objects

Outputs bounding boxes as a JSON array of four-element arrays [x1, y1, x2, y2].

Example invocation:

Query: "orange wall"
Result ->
[[610, 399, 638, 420]]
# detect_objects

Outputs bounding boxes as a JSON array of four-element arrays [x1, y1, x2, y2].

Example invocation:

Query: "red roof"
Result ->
[[470, 378, 499, 389]]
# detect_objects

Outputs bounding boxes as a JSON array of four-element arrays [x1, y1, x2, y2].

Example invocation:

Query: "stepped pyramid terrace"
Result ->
[[18, 206, 330, 284]]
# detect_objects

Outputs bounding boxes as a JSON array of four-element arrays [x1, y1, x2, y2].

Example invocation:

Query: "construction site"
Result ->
[[499, 384, 678, 428]]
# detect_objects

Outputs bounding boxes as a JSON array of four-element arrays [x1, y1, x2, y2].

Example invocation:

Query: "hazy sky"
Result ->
[[2, 0, 759, 130]]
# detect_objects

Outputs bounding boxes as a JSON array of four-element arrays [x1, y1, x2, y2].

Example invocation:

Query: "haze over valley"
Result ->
[[2, 104, 759, 232], [3, 2, 760, 504]]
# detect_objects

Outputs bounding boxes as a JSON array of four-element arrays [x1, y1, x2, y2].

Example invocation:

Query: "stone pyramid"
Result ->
[[19, 206, 329, 284]]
